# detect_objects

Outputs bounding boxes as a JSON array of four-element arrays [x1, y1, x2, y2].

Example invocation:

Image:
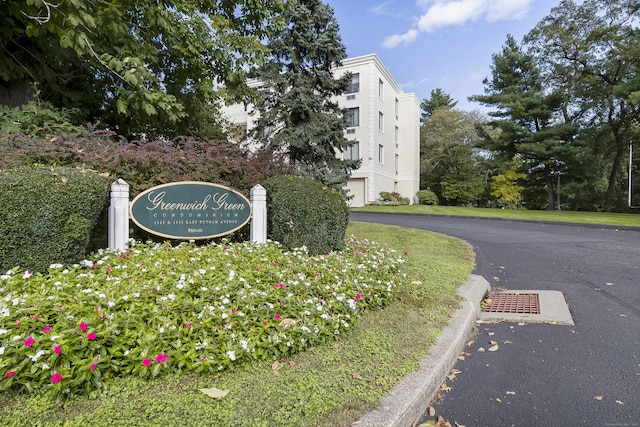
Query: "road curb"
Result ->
[[359, 274, 490, 427]]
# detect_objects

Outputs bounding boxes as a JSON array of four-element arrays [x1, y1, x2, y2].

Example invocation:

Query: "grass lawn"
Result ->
[[0, 222, 475, 427], [354, 205, 640, 228]]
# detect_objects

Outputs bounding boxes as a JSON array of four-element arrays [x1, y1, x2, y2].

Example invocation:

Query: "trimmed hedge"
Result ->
[[262, 176, 349, 255], [0, 166, 110, 273], [416, 189, 439, 205]]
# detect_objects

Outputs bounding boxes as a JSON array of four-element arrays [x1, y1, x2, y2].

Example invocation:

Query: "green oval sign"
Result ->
[[129, 181, 252, 240]]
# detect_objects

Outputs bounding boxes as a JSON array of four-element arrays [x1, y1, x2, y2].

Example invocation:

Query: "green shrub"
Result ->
[[378, 191, 409, 206], [0, 166, 110, 273], [262, 176, 349, 255], [416, 189, 439, 205]]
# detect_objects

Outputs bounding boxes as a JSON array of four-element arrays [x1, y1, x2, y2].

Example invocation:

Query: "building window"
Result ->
[[378, 78, 384, 99], [395, 126, 399, 142], [346, 73, 360, 94], [378, 111, 384, 131], [343, 141, 360, 161], [395, 98, 399, 117], [395, 154, 399, 174], [347, 107, 360, 127], [378, 144, 384, 164]]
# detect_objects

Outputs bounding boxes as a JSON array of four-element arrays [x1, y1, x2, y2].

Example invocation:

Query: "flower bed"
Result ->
[[0, 237, 403, 401]]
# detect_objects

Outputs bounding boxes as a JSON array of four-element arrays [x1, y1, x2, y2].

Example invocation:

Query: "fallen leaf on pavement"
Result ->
[[506, 391, 516, 395], [504, 340, 513, 344], [478, 347, 486, 352], [351, 420, 362, 425], [199, 387, 230, 399], [606, 282, 614, 286], [496, 398, 502, 403], [488, 332, 495, 336], [616, 400, 624, 405], [488, 344, 499, 352], [466, 340, 475, 347], [593, 396, 603, 401], [440, 383, 451, 392], [429, 406, 436, 416]]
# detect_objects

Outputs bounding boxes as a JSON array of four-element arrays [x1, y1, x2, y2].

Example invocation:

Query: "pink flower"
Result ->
[[41, 325, 51, 333], [53, 344, 62, 355], [273, 283, 284, 289], [231, 309, 237, 315], [6, 371, 15, 378], [50, 372, 62, 383], [274, 314, 281, 321], [155, 353, 168, 363], [86, 332, 97, 340], [79, 321, 88, 331], [90, 364, 97, 371], [24, 336, 35, 347], [15, 321, 21, 328], [142, 358, 152, 367], [262, 321, 268, 326], [221, 324, 227, 329]]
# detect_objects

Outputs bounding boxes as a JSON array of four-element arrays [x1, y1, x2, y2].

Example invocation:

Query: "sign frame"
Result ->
[[129, 181, 252, 240]]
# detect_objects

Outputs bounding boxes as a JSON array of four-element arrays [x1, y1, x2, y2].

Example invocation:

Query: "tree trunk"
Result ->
[[545, 171, 555, 211], [0, 79, 35, 108]]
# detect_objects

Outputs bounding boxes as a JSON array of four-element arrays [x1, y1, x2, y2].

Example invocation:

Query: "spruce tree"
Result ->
[[250, 0, 360, 192]]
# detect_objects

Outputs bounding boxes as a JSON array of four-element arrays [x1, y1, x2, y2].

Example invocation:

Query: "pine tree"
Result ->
[[250, 0, 360, 192]]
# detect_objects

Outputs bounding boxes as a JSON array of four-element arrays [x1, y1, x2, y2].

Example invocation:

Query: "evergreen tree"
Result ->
[[470, 35, 578, 210], [250, 0, 360, 192], [420, 88, 458, 121]]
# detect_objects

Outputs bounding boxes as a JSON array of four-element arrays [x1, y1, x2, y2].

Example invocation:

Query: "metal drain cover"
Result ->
[[483, 293, 540, 314], [478, 290, 574, 325]]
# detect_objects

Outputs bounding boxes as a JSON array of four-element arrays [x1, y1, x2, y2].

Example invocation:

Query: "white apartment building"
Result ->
[[222, 53, 420, 207]]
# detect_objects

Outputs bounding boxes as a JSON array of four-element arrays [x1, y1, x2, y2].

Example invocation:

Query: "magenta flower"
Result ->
[[86, 332, 97, 340], [6, 371, 15, 378], [155, 353, 168, 363], [53, 344, 62, 355], [41, 325, 51, 333], [142, 358, 152, 367], [274, 314, 281, 321], [15, 321, 21, 328], [78, 321, 88, 331], [262, 321, 268, 326], [231, 309, 237, 315], [24, 336, 35, 347], [90, 364, 97, 371], [50, 372, 62, 383]]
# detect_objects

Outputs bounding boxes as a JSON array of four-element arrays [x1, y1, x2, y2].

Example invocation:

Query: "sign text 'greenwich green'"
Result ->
[[129, 182, 252, 239]]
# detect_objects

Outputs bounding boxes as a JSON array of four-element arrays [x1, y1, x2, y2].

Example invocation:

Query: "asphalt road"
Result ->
[[350, 211, 640, 427]]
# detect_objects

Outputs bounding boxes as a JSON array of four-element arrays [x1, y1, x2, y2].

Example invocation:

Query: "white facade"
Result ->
[[222, 53, 420, 207]]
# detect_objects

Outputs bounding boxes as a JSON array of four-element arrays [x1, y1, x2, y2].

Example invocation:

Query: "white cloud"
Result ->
[[382, 0, 534, 48], [382, 29, 420, 48]]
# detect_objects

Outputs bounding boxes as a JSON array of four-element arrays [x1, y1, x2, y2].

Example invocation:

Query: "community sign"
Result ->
[[129, 181, 252, 240]]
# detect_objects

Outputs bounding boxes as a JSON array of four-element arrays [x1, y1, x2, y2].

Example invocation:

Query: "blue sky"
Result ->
[[325, 0, 562, 112]]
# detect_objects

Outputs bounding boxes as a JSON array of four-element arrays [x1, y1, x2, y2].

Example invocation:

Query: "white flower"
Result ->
[[222, 297, 229, 305], [240, 340, 249, 352], [159, 327, 165, 333], [0, 275, 10, 280], [133, 292, 140, 298], [22, 271, 31, 279], [176, 283, 184, 290], [200, 287, 208, 292], [0, 328, 7, 335], [167, 294, 176, 301], [49, 263, 63, 269], [0, 346, 4, 355], [42, 363, 49, 370], [226, 350, 236, 361], [108, 301, 115, 307], [12, 335, 22, 341], [0, 308, 9, 317], [28, 350, 46, 361]]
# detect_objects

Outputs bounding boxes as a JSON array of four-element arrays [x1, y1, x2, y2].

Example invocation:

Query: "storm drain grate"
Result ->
[[483, 293, 540, 314]]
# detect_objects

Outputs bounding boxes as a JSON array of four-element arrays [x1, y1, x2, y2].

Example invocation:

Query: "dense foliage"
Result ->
[[0, 237, 404, 402], [0, 166, 109, 273], [467, 0, 640, 211], [250, 0, 360, 192], [262, 176, 349, 255], [0, 0, 292, 138], [0, 129, 291, 197]]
